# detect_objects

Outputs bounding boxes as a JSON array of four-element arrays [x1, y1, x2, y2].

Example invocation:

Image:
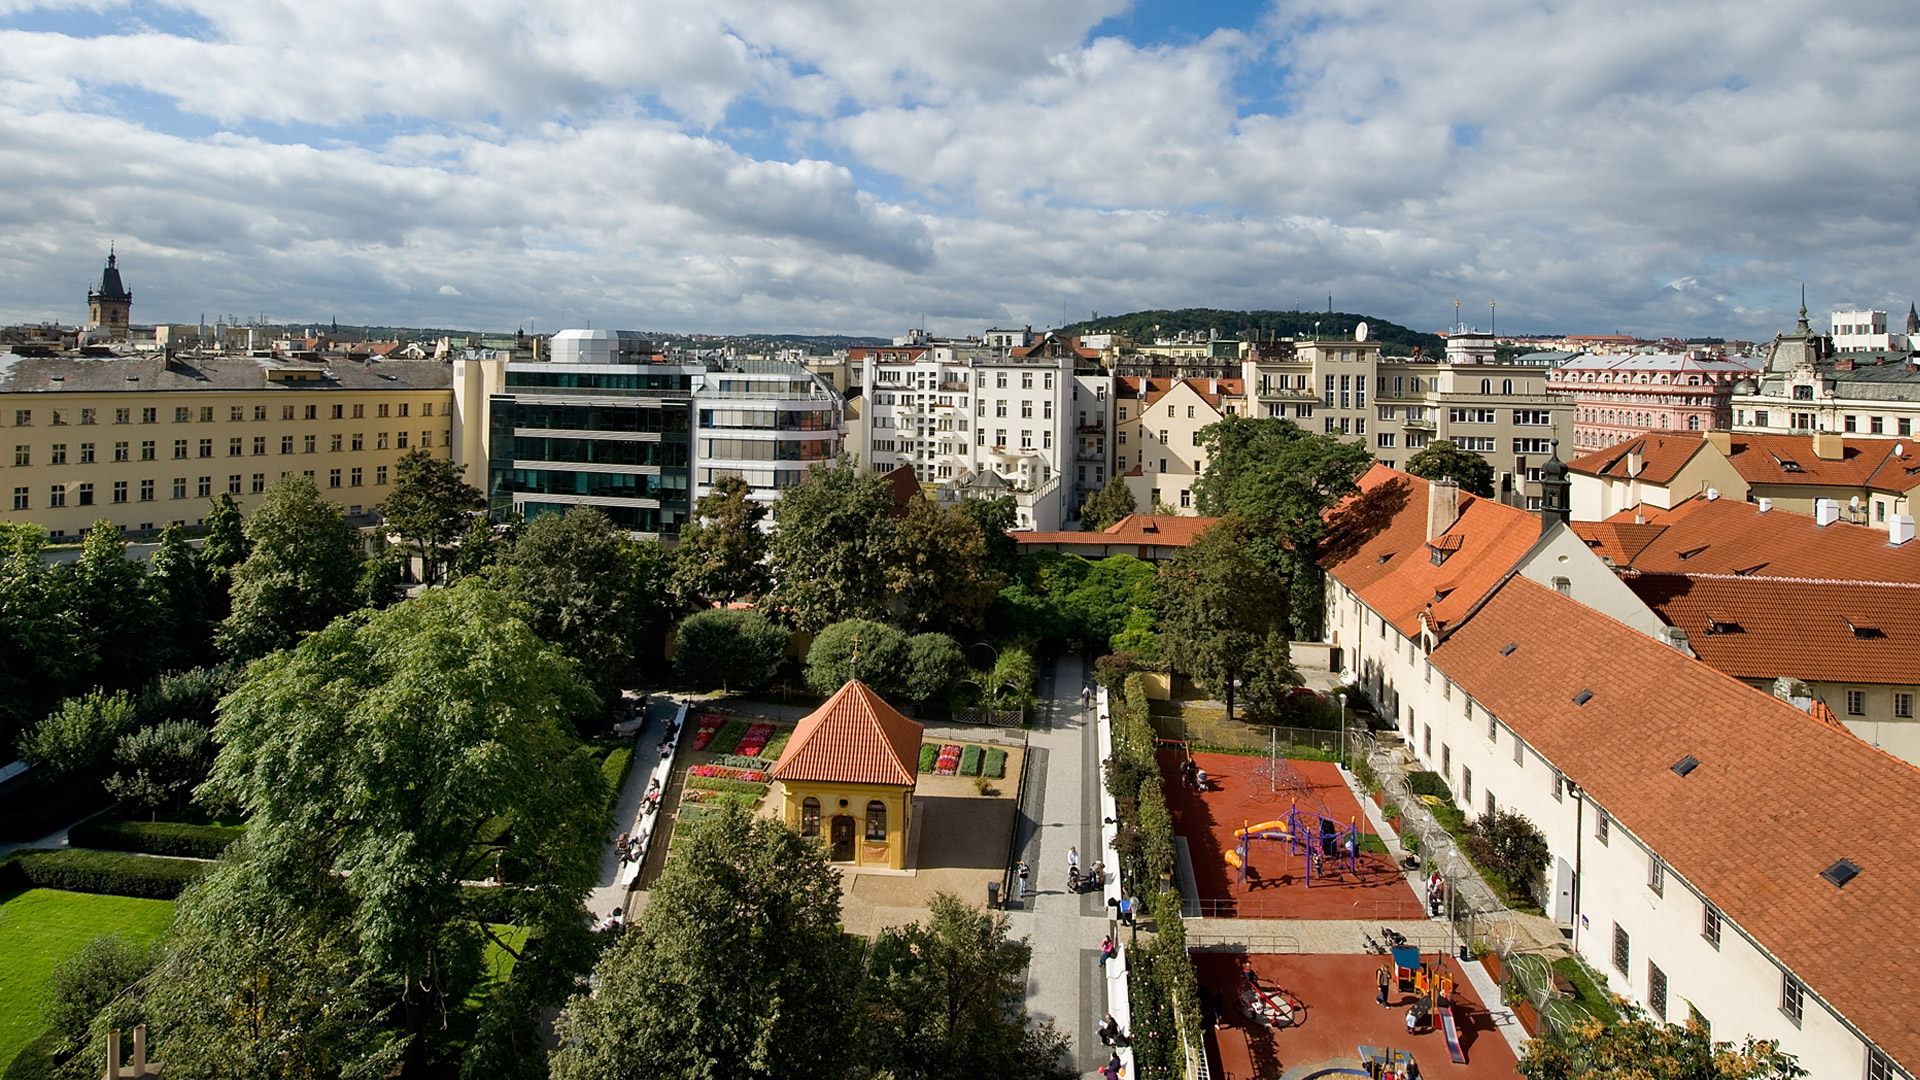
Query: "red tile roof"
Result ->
[[1015, 514, 1219, 549], [770, 680, 924, 787], [1433, 577, 1920, 1069], [1626, 573, 1920, 685], [1321, 465, 1544, 638], [1588, 497, 1920, 584], [1567, 520, 1668, 566], [1139, 377, 1245, 410], [1864, 441, 1920, 495], [1723, 432, 1901, 488], [1565, 434, 1709, 484]]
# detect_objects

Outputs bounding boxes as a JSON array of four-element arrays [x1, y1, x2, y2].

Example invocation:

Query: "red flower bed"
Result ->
[[935, 744, 962, 775], [691, 713, 726, 750], [734, 722, 774, 758], [689, 763, 768, 783]]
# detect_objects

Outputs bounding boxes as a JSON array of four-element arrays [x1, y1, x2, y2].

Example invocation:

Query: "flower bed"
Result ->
[[689, 763, 768, 783], [733, 722, 775, 758], [682, 789, 762, 810], [959, 744, 984, 776], [918, 744, 939, 773], [934, 744, 962, 775], [711, 753, 773, 771], [691, 713, 726, 750], [984, 747, 1007, 779]]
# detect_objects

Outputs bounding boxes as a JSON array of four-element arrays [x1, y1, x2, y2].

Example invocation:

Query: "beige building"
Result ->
[[0, 352, 457, 538], [1115, 376, 1244, 511]]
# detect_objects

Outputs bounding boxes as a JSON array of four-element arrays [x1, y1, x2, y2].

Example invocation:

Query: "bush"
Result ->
[[672, 608, 789, 692], [68, 817, 243, 860], [17, 690, 139, 783], [958, 744, 983, 777], [42, 933, 158, 1056], [983, 747, 1007, 779], [918, 744, 938, 773], [1407, 770, 1452, 800], [2, 848, 208, 899], [902, 633, 966, 702], [1466, 808, 1550, 905], [104, 720, 211, 817], [600, 746, 634, 806], [805, 619, 910, 696]]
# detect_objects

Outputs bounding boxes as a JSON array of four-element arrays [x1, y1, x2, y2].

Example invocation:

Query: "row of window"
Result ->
[[980, 399, 1055, 419], [12, 431, 443, 465], [11, 468, 391, 509], [1842, 414, 1914, 436], [1843, 689, 1915, 718], [11, 402, 437, 427]]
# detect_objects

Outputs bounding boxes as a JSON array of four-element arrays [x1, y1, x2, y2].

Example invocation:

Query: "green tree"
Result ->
[[1404, 438, 1496, 498], [672, 608, 790, 692], [1077, 474, 1137, 533], [199, 491, 249, 616], [866, 892, 1071, 1080], [380, 449, 486, 584], [150, 524, 214, 667], [954, 495, 1019, 578], [17, 690, 138, 783], [805, 618, 910, 696], [357, 539, 408, 610], [989, 551, 1091, 643], [105, 721, 211, 818], [1518, 1006, 1805, 1080], [203, 581, 608, 1073], [448, 515, 507, 582], [888, 497, 1003, 631], [489, 506, 672, 705], [145, 855, 405, 1080], [1466, 808, 1551, 904], [902, 633, 966, 703], [1158, 517, 1291, 719], [552, 806, 864, 1080], [1237, 631, 1305, 724], [62, 519, 164, 692], [42, 933, 158, 1059], [769, 456, 898, 631], [1061, 554, 1158, 647], [987, 646, 1037, 711], [0, 524, 74, 748], [673, 476, 771, 606], [219, 475, 366, 660], [1192, 416, 1373, 639]]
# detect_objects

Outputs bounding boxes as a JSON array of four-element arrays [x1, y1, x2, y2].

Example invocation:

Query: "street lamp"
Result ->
[[1338, 693, 1348, 770]]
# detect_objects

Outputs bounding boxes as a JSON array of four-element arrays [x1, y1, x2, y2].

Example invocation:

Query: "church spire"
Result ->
[[1796, 283, 1810, 332]]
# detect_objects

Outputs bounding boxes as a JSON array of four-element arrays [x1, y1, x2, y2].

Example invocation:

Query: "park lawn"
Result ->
[[0, 888, 174, 1074]]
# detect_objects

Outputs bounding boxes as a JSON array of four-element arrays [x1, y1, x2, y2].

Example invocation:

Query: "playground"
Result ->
[[1160, 749, 1426, 920], [1195, 952, 1521, 1079]]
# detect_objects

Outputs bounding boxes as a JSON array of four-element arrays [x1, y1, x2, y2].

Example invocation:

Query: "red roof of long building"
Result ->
[[1015, 514, 1218, 549], [1626, 573, 1920, 685], [1574, 497, 1920, 583], [770, 680, 924, 787]]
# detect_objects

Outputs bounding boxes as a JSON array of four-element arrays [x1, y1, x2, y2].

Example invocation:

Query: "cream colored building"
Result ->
[[0, 352, 457, 538], [1115, 376, 1245, 512]]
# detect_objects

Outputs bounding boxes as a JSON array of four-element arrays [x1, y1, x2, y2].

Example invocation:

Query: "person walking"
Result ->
[[1118, 895, 1133, 926], [1376, 963, 1391, 1007], [1068, 845, 1080, 875], [1016, 860, 1029, 903]]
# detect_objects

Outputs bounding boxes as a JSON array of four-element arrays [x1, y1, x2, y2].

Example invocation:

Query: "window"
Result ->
[[10, 487, 24, 510], [800, 797, 820, 836], [47, 485, 64, 508], [283, 405, 295, 420], [113, 442, 128, 462], [1551, 770, 1564, 802], [330, 434, 343, 452], [198, 439, 213, 458], [1180, 489, 1191, 508], [1596, 810, 1610, 844], [1648, 962, 1668, 1021], [141, 408, 156, 424], [11, 410, 26, 426], [1896, 693, 1913, 719], [196, 476, 212, 498], [141, 440, 155, 461], [1485, 790, 1495, 817], [1461, 766, 1471, 804], [229, 437, 242, 457], [115, 408, 130, 425], [1022, 372, 1033, 390], [1869, 1049, 1899, 1080], [865, 799, 887, 840], [111, 480, 127, 504], [1780, 974, 1803, 1026], [1553, 576, 1571, 596], [375, 465, 388, 485], [351, 467, 363, 487], [10, 446, 23, 466], [227, 474, 242, 495], [172, 478, 186, 499], [232, 406, 246, 422], [351, 433, 364, 451], [1441, 744, 1451, 778], [252, 436, 265, 456], [139, 479, 153, 502], [50, 410, 66, 426], [1847, 690, 1866, 716], [1612, 923, 1630, 975], [1423, 725, 1431, 756], [255, 406, 268, 421], [49, 444, 66, 465], [1487, 712, 1497, 741], [251, 473, 265, 493], [397, 431, 409, 449], [304, 435, 316, 453], [1755, 410, 1769, 427], [331, 404, 344, 420], [1649, 856, 1665, 896], [75, 482, 92, 506], [1513, 732, 1525, 766], [1702, 903, 1721, 949], [199, 406, 214, 423], [305, 405, 318, 420], [281, 436, 294, 455]]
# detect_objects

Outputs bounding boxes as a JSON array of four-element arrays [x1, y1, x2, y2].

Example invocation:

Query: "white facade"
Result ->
[[1831, 309, 1905, 353], [690, 359, 845, 511]]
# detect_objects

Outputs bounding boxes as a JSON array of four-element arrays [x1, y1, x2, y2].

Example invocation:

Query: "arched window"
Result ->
[[1688, 376, 1700, 385], [1481, 378, 1492, 394], [1502, 378, 1513, 394], [801, 797, 821, 836], [1660, 414, 1669, 428], [865, 800, 887, 840], [1688, 415, 1700, 431]]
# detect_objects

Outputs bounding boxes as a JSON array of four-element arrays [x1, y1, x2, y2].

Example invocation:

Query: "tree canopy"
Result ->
[[805, 618, 911, 696], [1518, 1006, 1805, 1080], [1077, 474, 1137, 533], [380, 448, 485, 583], [888, 496, 1004, 631], [673, 475, 772, 606], [1158, 517, 1293, 719], [219, 475, 366, 659], [768, 456, 899, 632], [672, 607, 789, 692], [1404, 438, 1497, 498]]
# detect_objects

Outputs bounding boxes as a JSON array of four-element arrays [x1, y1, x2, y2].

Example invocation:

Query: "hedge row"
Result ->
[[958, 745, 983, 777], [600, 747, 635, 807], [918, 744, 939, 773], [0, 848, 208, 900], [984, 747, 1007, 779], [67, 817, 244, 860], [689, 777, 769, 798], [1407, 770, 1452, 800]]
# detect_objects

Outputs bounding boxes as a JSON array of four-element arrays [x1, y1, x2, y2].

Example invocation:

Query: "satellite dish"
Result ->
[[1354, 322, 1370, 342]]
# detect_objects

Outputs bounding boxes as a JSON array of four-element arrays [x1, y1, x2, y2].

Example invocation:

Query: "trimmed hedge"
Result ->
[[918, 744, 939, 773], [686, 777, 769, 798], [1, 847, 208, 899], [983, 747, 1007, 779], [958, 744, 983, 777], [68, 817, 244, 860], [1407, 770, 1452, 800], [600, 746, 635, 807]]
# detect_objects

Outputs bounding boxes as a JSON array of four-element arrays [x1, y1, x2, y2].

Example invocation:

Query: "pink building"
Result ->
[[1550, 352, 1763, 451]]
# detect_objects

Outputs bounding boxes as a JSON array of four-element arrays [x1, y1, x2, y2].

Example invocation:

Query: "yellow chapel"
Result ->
[[769, 680, 923, 870]]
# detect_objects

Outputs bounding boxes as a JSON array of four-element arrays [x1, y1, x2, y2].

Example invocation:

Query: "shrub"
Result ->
[[42, 933, 158, 1056], [1466, 808, 1550, 905], [3, 848, 208, 899], [105, 720, 211, 817], [918, 744, 938, 773], [805, 619, 910, 696], [672, 608, 789, 692], [1407, 770, 1452, 800], [17, 690, 139, 783], [902, 633, 966, 702], [958, 744, 983, 777], [600, 746, 634, 807], [68, 817, 243, 860], [983, 747, 1007, 779]]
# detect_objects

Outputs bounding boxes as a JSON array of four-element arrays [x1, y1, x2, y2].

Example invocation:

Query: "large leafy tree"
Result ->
[[150, 524, 215, 667], [380, 448, 485, 584], [552, 806, 864, 1080], [805, 618, 911, 696], [1158, 517, 1291, 719], [1191, 416, 1373, 639], [1077, 474, 1137, 533], [888, 496, 1004, 631], [1518, 1006, 1804, 1080], [219, 475, 366, 660], [1404, 438, 1497, 498], [489, 506, 674, 705], [954, 494, 1019, 578], [60, 519, 164, 691], [199, 491, 249, 616], [672, 608, 790, 692], [17, 689, 138, 783], [673, 475, 772, 606], [867, 892, 1072, 1080], [0, 524, 74, 750], [769, 456, 899, 632], [204, 582, 608, 1074]]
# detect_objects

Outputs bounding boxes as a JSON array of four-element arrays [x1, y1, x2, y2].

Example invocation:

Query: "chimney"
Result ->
[[1426, 478, 1461, 542], [1757, 497, 1773, 513], [1812, 431, 1845, 460], [1814, 498, 1841, 527], [1704, 429, 1731, 455], [1836, 356, 1855, 371], [1627, 446, 1644, 477], [1892, 514, 1916, 546]]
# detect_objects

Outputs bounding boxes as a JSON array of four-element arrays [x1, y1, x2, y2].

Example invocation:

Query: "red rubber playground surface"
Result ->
[[1195, 952, 1522, 1079], [1160, 750, 1426, 920]]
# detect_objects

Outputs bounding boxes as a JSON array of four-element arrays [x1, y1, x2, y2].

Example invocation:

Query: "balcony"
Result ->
[[1402, 416, 1436, 431], [1077, 422, 1106, 433], [1257, 387, 1320, 401]]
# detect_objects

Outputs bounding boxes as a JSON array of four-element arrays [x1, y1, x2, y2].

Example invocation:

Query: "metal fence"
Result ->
[[1148, 714, 1354, 760], [953, 706, 1025, 729]]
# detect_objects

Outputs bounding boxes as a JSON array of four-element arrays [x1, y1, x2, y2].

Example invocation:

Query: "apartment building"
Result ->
[[0, 351, 456, 537], [1831, 306, 1914, 353], [1116, 376, 1244, 512], [690, 359, 845, 511], [1548, 352, 1762, 451], [1735, 304, 1920, 440], [1324, 465, 1918, 1080]]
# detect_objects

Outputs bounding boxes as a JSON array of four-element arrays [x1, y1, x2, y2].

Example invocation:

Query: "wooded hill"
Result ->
[[1059, 308, 1447, 357]]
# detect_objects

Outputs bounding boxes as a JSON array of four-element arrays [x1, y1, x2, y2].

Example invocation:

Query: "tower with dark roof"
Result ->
[[1538, 439, 1571, 532], [1906, 303, 1918, 337], [87, 248, 132, 340]]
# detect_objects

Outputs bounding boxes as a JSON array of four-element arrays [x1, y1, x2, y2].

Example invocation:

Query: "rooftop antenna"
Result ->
[[849, 630, 860, 683], [1491, 299, 1497, 339]]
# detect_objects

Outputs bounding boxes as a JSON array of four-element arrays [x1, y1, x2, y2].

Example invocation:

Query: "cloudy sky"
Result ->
[[2, 0, 1917, 340]]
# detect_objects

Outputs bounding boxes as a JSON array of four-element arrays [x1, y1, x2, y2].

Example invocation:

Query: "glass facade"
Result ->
[[487, 392, 693, 537]]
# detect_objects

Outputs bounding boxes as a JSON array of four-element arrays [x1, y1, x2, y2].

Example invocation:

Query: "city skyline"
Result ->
[[2, 0, 1916, 340]]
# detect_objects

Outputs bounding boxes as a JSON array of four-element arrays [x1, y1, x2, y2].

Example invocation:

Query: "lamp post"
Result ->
[[1338, 693, 1348, 770]]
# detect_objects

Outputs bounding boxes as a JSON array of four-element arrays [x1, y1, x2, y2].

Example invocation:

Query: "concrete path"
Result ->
[[586, 694, 682, 922], [1004, 651, 1121, 1076]]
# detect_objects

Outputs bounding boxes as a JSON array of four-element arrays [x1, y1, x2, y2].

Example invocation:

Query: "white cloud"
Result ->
[[438, 284, 461, 296]]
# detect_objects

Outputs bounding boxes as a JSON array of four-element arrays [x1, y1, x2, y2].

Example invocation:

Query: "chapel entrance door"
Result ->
[[830, 815, 855, 861]]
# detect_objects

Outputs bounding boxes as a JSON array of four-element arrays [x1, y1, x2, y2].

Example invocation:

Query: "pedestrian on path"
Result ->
[[1068, 846, 1080, 875], [1376, 963, 1391, 1007], [1102, 1051, 1123, 1080], [1016, 860, 1029, 902], [1118, 895, 1132, 925]]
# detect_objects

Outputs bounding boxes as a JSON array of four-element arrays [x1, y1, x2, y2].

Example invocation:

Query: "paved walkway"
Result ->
[[586, 694, 683, 922]]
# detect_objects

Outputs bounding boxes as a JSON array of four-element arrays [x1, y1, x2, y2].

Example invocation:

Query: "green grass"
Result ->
[[475, 924, 529, 1002], [0, 888, 174, 1074], [1551, 955, 1621, 1026]]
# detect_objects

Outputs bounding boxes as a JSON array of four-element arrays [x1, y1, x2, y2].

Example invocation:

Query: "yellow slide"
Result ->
[[1224, 849, 1243, 869], [1234, 820, 1291, 840]]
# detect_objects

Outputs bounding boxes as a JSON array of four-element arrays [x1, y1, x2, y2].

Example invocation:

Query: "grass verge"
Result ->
[[0, 888, 174, 1074]]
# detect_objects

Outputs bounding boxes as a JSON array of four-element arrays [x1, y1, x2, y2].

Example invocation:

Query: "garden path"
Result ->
[[586, 694, 682, 922]]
